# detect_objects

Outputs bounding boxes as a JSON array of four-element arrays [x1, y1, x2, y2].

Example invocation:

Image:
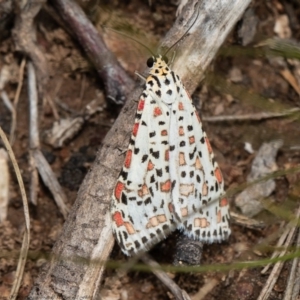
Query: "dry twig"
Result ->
[[230, 211, 266, 230], [257, 203, 300, 300], [11, 58, 27, 144], [283, 228, 300, 300], [142, 254, 190, 300], [27, 62, 69, 217], [50, 0, 135, 104], [0, 127, 30, 300], [203, 108, 300, 122], [13, 0, 48, 95], [190, 278, 219, 300], [0, 148, 9, 222]]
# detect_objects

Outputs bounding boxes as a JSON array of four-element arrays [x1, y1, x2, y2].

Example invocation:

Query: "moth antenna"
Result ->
[[102, 26, 155, 56], [163, 8, 200, 57]]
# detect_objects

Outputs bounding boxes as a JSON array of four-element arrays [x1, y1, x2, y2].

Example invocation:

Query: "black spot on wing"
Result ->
[[145, 197, 151, 205], [151, 75, 162, 88], [189, 147, 196, 159], [120, 170, 128, 180], [150, 174, 155, 183], [150, 149, 160, 159], [134, 240, 141, 249], [156, 169, 163, 177], [142, 154, 148, 163], [121, 193, 127, 205], [149, 131, 156, 138]]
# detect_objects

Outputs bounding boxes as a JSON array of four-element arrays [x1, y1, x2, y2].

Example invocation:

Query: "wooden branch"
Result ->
[[141, 254, 190, 300], [28, 0, 251, 299], [50, 0, 135, 104], [13, 0, 48, 96]]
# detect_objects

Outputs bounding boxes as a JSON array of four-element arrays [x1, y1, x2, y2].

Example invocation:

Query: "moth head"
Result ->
[[147, 55, 169, 68]]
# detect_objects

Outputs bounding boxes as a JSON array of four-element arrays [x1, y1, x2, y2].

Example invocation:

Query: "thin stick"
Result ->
[[27, 61, 40, 205], [261, 224, 290, 274], [280, 69, 300, 96], [191, 278, 219, 300], [0, 126, 30, 300], [257, 203, 300, 300], [1, 90, 17, 149], [11, 58, 27, 145], [283, 228, 300, 300], [291, 230, 300, 298], [141, 254, 191, 300], [230, 211, 266, 230], [27, 62, 69, 217], [202, 108, 300, 122]]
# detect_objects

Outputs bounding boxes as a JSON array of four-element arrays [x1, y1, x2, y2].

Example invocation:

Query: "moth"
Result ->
[[111, 53, 231, 256]]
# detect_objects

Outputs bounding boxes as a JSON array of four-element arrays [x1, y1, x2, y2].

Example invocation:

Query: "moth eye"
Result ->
[[147, 57, 154, 68], [162, 55, 168, 64]]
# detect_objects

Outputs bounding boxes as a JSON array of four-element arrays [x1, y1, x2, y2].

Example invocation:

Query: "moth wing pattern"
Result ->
[[111, 55, 231, 256], [169, 86, 231, 242], [111, 92, 176, 256]]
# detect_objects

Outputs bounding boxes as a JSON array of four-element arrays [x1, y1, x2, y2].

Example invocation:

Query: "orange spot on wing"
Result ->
[[132, 123, 139, 136], [113, 211, 124, 227], [179, 152, 186, 165], [219, 198, 228, 207], [178, 102, 184, 110], [153, 107, 162, 117], [124, 150, 132, 168], [217, 210, 222, 223], [215, 168, 223, 184], [138, 184, 149, 197], [181, 207, 188, 217], [147, 160, 154, 170], [180, 184, 194, 196], [165, 150, 169, 161], [124, 222, 136, 234], [161, 130, 168, 136], [194, 217, 210, 228], [189, 136, 195, 144], [205, 137, 212, 153], [146, 214, 167, 228], [195, 157, 203, 170], [114, 182, 124, 201], [137, 99, 145, 111], [160, 180, 171, 192], [179, 126, 184, 136], [202, 182, 208, 196]]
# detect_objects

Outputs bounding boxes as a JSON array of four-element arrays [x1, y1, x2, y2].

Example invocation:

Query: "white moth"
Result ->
[[111, 54, 231, 256]]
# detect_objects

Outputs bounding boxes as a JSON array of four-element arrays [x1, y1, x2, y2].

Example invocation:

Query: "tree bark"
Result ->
[[28, 0, 251, 299]]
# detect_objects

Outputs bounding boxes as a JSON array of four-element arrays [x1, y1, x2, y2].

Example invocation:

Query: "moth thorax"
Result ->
[[146, 74, 181, 105]]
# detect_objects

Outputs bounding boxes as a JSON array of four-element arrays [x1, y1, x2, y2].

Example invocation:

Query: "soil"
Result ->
[[1, 0, 300, 299]]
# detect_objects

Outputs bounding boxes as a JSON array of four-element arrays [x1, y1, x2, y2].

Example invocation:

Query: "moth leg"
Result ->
[[135, 71, 147, 82]]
